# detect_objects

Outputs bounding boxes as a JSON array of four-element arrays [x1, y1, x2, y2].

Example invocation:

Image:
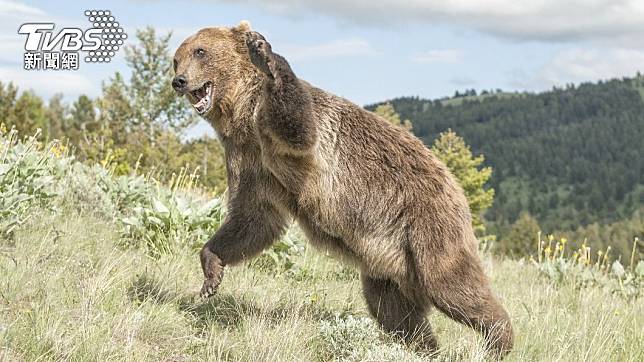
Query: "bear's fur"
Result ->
[[173, 21, 513, 358]]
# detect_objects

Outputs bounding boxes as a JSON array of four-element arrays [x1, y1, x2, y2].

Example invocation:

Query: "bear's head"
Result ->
[[172, 21, 255, 121]]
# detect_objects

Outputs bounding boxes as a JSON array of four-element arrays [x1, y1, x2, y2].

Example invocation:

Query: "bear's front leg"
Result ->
[[245, 31, 317, 153], [198, 190, 288, 298], [199, 246, 225, 298]]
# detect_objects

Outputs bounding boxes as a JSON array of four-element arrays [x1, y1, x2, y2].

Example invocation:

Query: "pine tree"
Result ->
[[373, 103, 412, 131], [431, 129, 494, 235]]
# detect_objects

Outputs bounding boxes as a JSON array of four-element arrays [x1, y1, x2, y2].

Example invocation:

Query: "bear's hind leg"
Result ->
[[424, 255, 514, 359], [361, 275, 438, 353]]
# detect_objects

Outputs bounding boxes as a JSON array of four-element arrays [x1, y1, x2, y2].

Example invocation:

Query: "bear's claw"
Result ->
[[200, 278, 220, 298], [245, 31, 274, 77]]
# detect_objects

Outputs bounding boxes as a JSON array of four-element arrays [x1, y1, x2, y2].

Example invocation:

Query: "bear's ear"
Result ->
[[233, 20, 252, 33], [231, 20, 252, 54]]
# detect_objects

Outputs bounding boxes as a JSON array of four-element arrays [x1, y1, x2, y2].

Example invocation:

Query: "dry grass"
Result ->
[[0, 207, 642, 361]]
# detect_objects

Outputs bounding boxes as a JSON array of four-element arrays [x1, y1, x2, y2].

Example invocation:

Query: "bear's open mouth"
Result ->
[[190, 82, 213, 114]]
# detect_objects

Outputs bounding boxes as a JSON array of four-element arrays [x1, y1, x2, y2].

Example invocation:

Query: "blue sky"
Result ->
[[2, 1, 644, 136]]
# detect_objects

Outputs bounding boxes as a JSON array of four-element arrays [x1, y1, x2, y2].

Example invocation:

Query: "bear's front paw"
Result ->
[[245, 31, 274, 77], [200, 277, 221, 298]]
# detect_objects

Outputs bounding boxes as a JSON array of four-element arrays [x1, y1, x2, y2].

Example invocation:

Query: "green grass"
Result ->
[[1, 205, 642, 361]]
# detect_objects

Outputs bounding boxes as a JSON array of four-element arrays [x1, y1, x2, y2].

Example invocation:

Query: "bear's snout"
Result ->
[[172, 75, 187, 92]]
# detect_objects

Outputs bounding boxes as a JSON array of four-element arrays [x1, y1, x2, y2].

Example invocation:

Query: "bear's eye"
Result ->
[[194, 48, 206, 58]]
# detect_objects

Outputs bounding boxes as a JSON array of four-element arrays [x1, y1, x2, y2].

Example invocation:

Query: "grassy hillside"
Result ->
[[1, 119, 643, 361], [1, 208, 643, 361], [368, 75, 644, 258]]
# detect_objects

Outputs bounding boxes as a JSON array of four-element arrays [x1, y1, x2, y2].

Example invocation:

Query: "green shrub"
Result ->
[[251, 226, 306, 273], [120, 190, 223, 256], [0, 128, 64, 236], [96, 170, 150, 213], [533, 234, 643, 299]]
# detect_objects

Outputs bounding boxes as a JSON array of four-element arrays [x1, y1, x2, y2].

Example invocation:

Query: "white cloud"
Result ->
[[0, 1, 50, 64], [0, 0, 44, 17], [411, 49, 463, 64], [219, 0, 644, 43], [510, 47, 644, 90], [281, 38, 376, 61]]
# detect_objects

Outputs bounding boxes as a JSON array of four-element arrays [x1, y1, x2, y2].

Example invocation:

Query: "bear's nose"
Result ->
[[172, 75, 187, 91]]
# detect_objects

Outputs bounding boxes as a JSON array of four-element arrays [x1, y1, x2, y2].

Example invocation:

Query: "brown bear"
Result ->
[[172, 21, 513, 358]]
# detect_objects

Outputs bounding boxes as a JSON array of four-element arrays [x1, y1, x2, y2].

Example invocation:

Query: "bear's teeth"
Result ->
[[193, 93, 211, 114], [191, 83, 213, 114]]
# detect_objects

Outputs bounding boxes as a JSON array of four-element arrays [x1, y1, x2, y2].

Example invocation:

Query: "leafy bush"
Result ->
[[0, 127, 304, 268], [0, 128, 63, 236], [96, 170, 150, 213], [120, 190, 223, 255], [251, 226, 306, 273], [532, 233, 643, 299], [0, 127, 222, 256]]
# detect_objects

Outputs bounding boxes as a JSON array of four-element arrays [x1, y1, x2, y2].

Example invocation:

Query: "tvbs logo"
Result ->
[[18, 10, 127, 71]]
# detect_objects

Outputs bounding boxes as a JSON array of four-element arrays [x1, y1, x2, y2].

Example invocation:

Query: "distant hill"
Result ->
[[367, 75, 644, 238]]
